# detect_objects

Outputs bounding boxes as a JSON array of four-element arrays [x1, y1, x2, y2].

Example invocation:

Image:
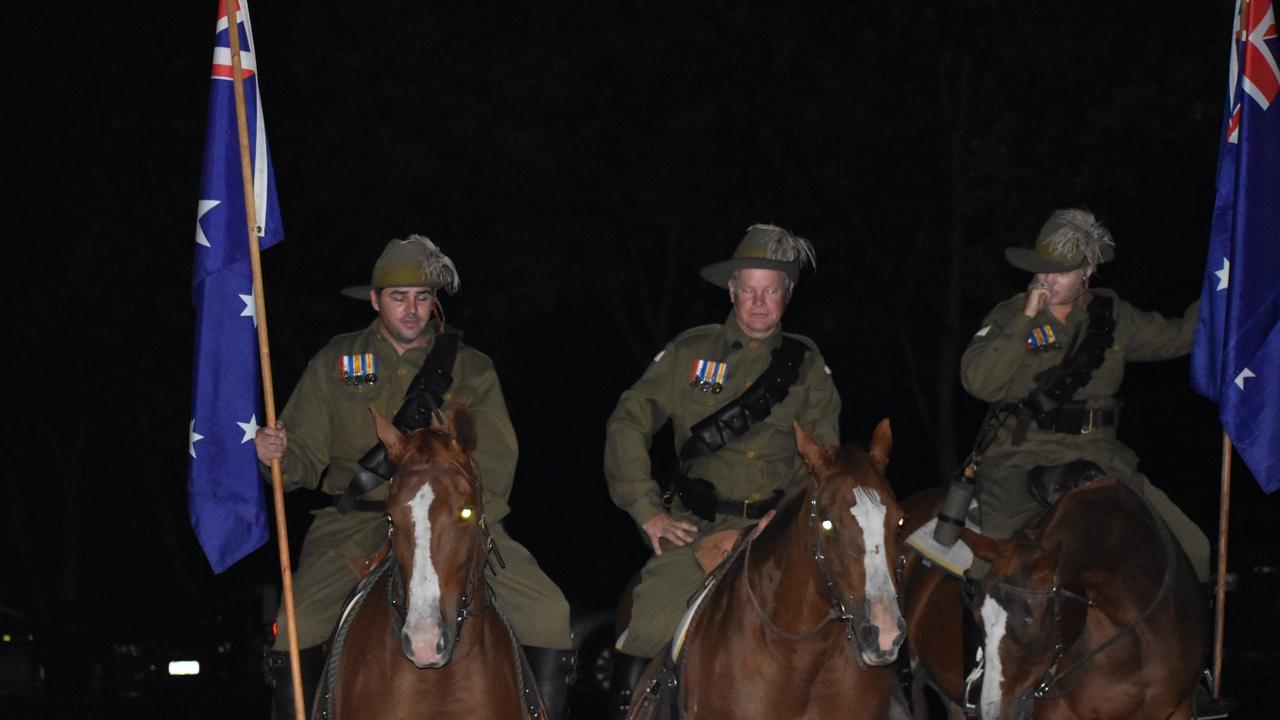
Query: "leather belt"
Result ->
[[332, 497, 387, 513], [1046, 405, 1118, 435], [713, 489, 783, 520]]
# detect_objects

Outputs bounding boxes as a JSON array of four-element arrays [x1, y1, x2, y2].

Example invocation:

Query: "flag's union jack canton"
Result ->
[[189, 0, 284, 572], [1191, 0, 1280, 494]]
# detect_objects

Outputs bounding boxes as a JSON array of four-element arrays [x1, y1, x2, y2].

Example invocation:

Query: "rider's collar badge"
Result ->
[[1025, 324, 1061, 354], [340, 352, 379, 385], [690, 359, 727, 394]]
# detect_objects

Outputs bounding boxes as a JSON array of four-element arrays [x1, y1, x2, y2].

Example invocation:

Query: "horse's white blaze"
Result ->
[[405, 484, 443, 661], [979, 595, 1008, 720], [850, 486, 903, 654]]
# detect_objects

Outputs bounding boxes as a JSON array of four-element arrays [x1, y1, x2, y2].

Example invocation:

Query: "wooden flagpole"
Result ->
[[225, 2, 305, 718], [1213, 431, 1232, 698]]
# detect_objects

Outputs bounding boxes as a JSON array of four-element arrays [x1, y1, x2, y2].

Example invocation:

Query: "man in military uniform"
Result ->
[[602, 224, 841, 718], [255, 235, 575, 719], [961, 209, 1210, 580]]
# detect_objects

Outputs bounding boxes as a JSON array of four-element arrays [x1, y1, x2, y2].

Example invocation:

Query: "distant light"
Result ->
[[1, 634, 10, 643], [168, 660, 200, 676]]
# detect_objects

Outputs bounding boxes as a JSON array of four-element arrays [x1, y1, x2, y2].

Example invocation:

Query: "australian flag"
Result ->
[[189, 0, 284, 572], [1191, 0, 1280, 494]]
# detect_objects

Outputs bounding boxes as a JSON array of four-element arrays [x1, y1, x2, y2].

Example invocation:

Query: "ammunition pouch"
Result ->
[[1009, 295, 1115, 447], [679, 336, 807, 462]]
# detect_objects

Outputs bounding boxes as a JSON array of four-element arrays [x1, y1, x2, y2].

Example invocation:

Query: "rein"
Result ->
[[999, 488, 1180, 719]]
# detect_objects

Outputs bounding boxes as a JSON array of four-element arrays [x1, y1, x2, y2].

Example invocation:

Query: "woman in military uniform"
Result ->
[[961, 208, 1210, 581]]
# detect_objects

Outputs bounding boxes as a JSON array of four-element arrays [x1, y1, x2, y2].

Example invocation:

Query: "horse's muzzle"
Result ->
[[857, 616, 906, 666], [402, 621, 453, 668]]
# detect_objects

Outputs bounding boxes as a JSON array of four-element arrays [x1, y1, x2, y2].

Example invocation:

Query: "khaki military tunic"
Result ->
[[270, 321, 571, 649], [961, 289, 1209, 580], [605, 314, 841, 657]]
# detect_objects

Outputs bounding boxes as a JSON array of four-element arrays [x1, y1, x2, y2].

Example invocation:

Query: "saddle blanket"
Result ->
[[905, 501, 981, 577]]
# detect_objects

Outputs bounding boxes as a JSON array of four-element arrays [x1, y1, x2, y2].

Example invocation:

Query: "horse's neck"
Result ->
[[742, 491, 831, 630], [1044, 483, 1162, 588]]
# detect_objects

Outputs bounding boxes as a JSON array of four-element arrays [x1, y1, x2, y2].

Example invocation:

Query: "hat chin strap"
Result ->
[[429, 298, 447, 331]]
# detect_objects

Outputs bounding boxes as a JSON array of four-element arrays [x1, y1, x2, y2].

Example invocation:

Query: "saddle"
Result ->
[[628, 524, 764, 720], [1027, 459, 1107, 508]]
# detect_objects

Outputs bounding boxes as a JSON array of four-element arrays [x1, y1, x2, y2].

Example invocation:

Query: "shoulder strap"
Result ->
[[678, 336, 808, 464], [336, 329, 462, 514]]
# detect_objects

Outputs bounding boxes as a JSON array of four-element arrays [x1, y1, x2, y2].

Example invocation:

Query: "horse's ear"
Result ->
[[1032, 539, 1063, 582], [446, 405, 478, 455], [371, 406, 405, 458], [960, 528, 1001, 564], [867, 418, 892, 472], [794, 422, 835, 476]]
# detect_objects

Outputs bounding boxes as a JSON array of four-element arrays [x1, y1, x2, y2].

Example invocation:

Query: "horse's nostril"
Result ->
[[436, 637, 446, 654], [859, 624, 879, 647], [898, 617, 907, 632]]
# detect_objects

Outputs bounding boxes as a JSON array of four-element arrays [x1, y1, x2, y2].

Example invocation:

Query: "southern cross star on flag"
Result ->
[[1191, 0, 1280, 494], [189, 0, 284, 572]]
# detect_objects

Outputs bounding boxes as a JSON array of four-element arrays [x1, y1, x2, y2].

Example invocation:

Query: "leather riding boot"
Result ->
[[607, 652, 651, 720], [524, 646, 577, 720], [264, 646, 325, 720]]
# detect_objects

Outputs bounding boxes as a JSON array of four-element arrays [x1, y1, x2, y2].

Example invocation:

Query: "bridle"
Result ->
[[385, 458, 506, 651], [990, 495, 1179, 719], [745, 486, 905, 654]]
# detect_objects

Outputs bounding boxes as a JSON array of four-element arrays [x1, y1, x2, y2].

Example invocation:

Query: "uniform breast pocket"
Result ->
[[333, 383, 378, 439]]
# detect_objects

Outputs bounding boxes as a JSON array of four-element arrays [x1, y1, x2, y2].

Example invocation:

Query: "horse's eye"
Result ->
[[820, 518, 835, 533], [458, 504, 475, 522]]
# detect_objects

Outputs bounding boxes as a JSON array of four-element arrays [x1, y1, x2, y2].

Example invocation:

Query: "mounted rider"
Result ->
[[602, 224, 842, 719], [958, 208, 1209, 581], [255, 235, 576, 719]]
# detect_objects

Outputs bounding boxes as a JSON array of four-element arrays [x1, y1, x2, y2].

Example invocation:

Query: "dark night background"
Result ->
[[4, 1, 1278, 717]]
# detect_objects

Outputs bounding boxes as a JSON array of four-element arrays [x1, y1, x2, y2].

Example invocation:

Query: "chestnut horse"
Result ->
[[318, 408, 540, 720], [629, 421, 911, 720], [906, 477, 1206, 720]]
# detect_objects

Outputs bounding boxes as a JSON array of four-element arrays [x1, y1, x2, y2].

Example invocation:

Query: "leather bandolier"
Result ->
[[335, 329, 460, 514], [1010, 295, 1116, 445], [666, 336, 808, 522]]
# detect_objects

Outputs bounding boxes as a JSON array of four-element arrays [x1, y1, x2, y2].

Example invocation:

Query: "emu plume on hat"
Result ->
[[699, 223, 817, 288], [1005, 208, 1116, 274], [341, 234, 460, 299]]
